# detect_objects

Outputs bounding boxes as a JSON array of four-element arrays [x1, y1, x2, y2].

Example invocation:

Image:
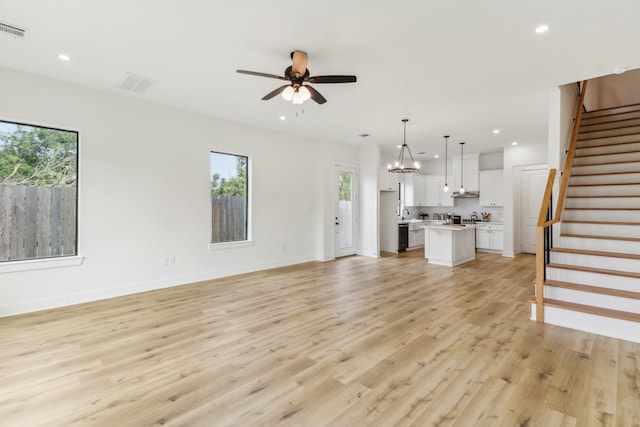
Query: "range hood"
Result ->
[[452, 191, 479, 198]]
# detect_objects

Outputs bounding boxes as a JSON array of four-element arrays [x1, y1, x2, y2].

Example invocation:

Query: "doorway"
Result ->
[[520, 165, 549, 254], [335, 165, 358, 258]]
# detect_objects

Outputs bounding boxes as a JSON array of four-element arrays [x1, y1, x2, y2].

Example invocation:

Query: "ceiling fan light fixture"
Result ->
[[298, 85, 311, 101], [388, 119, 419, 174], [281, 85, 294, 101]]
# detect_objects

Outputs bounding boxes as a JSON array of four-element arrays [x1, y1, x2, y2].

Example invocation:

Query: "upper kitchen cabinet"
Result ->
[[452, 153, 479, 192], [479, 169, 504, 206], [402, 174, 427, 206], [425, 175, 454, 207], [378, 168, 398, 191]]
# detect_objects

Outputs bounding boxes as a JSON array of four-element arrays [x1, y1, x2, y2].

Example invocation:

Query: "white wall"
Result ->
[[0, 67, 357, 316]]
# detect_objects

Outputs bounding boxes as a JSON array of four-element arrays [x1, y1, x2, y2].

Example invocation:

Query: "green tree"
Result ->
[[211, 157, 246, 196], [339, 172, 351, 201], [0, 124, 77, 187]]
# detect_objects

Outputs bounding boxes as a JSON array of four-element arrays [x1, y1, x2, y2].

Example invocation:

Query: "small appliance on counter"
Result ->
[[470, 211, 478, 223], [452, 215, 462, 224], [481, 212, 491, 222]]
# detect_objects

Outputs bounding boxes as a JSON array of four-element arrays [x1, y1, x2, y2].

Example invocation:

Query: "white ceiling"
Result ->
[[1, 1, 639, 160]]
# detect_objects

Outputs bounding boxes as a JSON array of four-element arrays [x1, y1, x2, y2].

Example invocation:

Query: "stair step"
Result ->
[[569, 172, 640, 186], [573, 152, 640, 166], [556, 233, 640, 256], [547, 262, 640, 278], [562, 221, 640, 239], [582, 103, 640, 119], [580, 116, 640, 132], [544, 279, 640, 300], [565, 196, 640, 209], [575, 134, 640, 148], [549, 247, 640, 274], [563, 219, 640, 226], [581, 110, 640, 126], [571, 161, 640, 176], [567, 183, 640, 197], [529, 296, 640, 323], [563, 208, 640, 223], [575, 141, 640, 157], [577, 125, 640, 141], [561, 233, 640, 243]]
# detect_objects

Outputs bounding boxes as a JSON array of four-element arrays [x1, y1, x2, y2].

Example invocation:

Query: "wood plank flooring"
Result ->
[[1, 251, 639, 426]]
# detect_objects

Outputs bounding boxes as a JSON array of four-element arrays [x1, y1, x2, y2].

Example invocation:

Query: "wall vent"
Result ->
[[0, 21, 28, 39], [117, 73, 157, 94]]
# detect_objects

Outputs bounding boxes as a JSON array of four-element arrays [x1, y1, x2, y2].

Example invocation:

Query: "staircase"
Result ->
[[531, 103, 640, 343]]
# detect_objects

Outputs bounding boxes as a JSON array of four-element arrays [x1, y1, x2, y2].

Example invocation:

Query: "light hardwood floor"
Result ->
[[1, 251, 639, 426]]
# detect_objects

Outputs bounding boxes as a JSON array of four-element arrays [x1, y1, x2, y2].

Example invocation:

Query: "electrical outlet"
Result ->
[[162, 257, 169, 266], [169, 255, 175, 265]]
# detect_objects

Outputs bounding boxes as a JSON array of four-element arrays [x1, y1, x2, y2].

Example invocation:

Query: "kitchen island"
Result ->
[[422, 224, 476, 267]]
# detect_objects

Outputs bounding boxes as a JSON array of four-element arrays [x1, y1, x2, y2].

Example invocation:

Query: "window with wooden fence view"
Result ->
[[0, 120, 78, 262], [210, 151, 248, 243]]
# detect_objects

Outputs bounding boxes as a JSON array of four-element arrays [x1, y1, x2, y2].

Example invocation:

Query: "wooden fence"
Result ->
[[0, 185, 77, 261], [211, 195, 246, 242]]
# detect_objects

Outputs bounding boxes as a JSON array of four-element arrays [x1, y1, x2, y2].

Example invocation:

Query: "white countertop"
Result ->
[[422, 224, 476, 231]]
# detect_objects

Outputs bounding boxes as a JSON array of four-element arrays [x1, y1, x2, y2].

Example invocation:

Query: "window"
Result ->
[[210, 151, 248, 243], [0, 120, 78, 262]]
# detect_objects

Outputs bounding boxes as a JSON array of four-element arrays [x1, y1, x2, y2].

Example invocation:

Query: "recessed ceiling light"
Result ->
[[434, 155, 439, 158], [512, 141, 518, 146], [397, 145, 402, 148], [58, 53, 71, 61], [493, 129, 500, 134], [535, 25, 549, 34], [279, 116, 286, 121]]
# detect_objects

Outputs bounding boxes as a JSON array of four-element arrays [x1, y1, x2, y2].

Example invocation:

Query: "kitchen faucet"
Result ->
[[402, 208, 410, 220]]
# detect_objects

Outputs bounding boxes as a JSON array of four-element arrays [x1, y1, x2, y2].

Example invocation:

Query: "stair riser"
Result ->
[[573, 151, 640, 166], [581, 109, 640, 125], [563, 209, 640, 223], [580, 117, 640, 132], [556, 235, 640, 254], [576, 134, 640, 147], [577, 125, 640, 140], [530, 303, 640, 343], [575, 141, 640, 157], [546, 268, 640, 292], [582, 104, 640, 119], [565, 197, 640, 209], [543, 286, 640, 313], [571, 162, 640, 175], [567, 184, 640, 197], [562, 222, 640, 238], [569, 172, 640, 186], [549, 252, 640, 273]]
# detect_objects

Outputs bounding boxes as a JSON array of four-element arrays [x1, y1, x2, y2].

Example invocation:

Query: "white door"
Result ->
[[335, 166, 358, 257], [521, 166, 549, 254]]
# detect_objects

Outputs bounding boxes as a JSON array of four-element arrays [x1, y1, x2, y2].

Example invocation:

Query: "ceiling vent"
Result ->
[[117, 72, 157, 94], [0, 21, 28, 39]]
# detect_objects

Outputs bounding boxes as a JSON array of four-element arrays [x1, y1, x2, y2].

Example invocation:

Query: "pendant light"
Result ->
[[459, 142, 466, 194], [387, 119, 419, 173], [443, 135, 450, 192]]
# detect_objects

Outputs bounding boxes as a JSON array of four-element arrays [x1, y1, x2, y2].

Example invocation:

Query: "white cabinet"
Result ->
[[475, 224, 504, 252], [401, 174, 427, 206], [409, 228, 424, 248], [479, 170, 504, 207], [425, 175, 454, 207], [379, 168, 398, 191], [452, 153, 479, 192]]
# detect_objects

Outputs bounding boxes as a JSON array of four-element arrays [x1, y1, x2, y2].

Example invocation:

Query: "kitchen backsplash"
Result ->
[[404, 197, 504, 223]]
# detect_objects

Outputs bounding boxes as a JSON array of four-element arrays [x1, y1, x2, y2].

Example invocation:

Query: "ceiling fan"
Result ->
[[236, 50, 357, 104]]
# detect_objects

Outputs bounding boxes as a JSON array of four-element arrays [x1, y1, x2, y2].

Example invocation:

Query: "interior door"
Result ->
[[521, 166, 548, 254], [335, 166, 358, 257]]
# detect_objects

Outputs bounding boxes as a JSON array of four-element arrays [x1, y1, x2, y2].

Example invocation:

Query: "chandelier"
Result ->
[[387, 119, 419, 173]]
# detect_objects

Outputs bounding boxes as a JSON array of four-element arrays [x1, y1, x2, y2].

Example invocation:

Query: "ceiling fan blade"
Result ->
[[307, 75, 357, 84], [261, 84, 291, 100], [305, 85, 327, 104], [237, 70, 288, 81], [291, 50, 308, 77]]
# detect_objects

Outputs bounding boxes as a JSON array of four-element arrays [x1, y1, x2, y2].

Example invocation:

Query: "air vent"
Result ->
[[117, 72, 157, 94], [0, 21, 28, 39]]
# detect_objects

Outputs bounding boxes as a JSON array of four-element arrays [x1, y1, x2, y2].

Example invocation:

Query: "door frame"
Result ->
[[334, 164, 359, 258]]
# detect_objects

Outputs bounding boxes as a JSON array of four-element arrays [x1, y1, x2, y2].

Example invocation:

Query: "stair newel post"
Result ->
[[536, 168, 558, 323]]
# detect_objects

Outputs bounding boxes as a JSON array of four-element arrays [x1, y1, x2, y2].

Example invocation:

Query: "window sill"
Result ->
[[0, 255, 85, 274], [208, 240, 254, 251]]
